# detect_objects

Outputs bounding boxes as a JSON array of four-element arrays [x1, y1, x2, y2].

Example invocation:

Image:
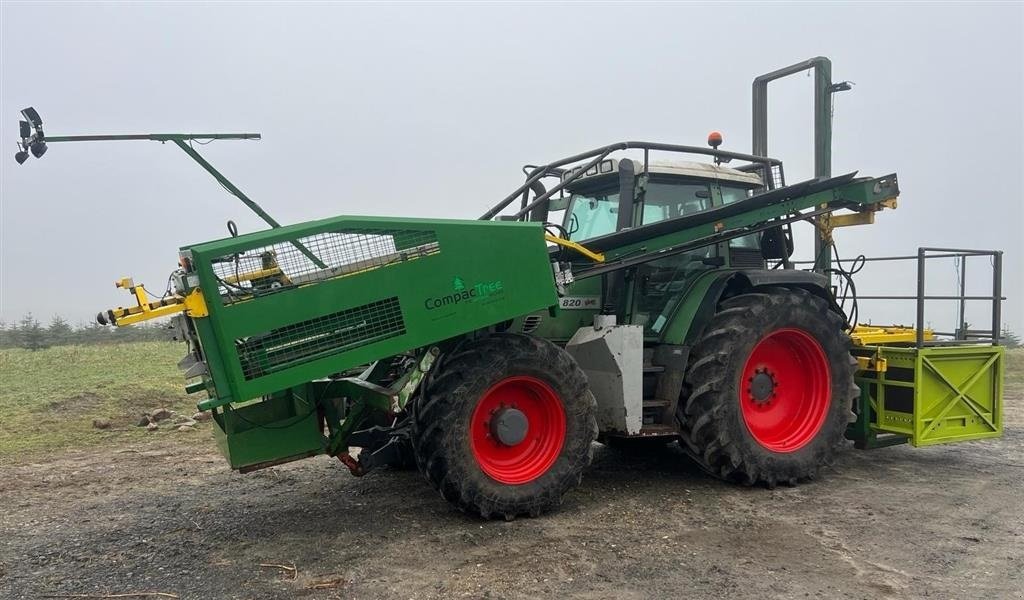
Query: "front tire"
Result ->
[[677, 287, 857, 487], [411, 333, 597, 519]]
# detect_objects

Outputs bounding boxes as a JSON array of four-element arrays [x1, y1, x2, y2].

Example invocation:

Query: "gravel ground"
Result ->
[[2, 392, 1023, 600]]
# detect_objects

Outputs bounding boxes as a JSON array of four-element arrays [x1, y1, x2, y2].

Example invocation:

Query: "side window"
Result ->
[[640, 182, 711, 226], [721, 185, 760, 249], [567, 191, 620, 241], [720, 185, 753, 204]]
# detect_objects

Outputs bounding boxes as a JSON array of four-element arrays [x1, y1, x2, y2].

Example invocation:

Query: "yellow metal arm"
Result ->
[[97, 278, 207, 327], [545, 234, 605, 262], [818, 197, 898, 242]]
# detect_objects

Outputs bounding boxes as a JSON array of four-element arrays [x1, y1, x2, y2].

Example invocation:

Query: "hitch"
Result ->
[[326, 348, 439, 475]]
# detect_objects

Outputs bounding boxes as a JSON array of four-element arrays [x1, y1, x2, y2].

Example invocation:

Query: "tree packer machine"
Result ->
[[15, 57, 1005, 518]]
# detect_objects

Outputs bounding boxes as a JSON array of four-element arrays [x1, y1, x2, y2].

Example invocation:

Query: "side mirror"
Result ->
[[760, 226, 793, 259]]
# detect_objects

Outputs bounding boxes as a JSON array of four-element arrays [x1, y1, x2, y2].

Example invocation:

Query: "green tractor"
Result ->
[[16, 58, 1004, 519]]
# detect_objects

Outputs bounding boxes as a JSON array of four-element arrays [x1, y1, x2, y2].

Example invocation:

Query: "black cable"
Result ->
[[810, 240, 830, 273], [824, 241, 865, 329], [215, 178, 240, 198], [188, 139, 245, 202], [208, 255, 254, 304], [221, 255, 253, 297], [544, 222, 569, 239], [140, 271, 176, 302], [140, 286, 166, 301]]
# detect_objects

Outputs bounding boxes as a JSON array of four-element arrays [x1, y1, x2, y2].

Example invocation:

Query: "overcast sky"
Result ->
[[1, 2, 1021, 336]]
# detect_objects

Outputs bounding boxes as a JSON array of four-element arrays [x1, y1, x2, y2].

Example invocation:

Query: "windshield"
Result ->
[[567, 189, 620, 241]]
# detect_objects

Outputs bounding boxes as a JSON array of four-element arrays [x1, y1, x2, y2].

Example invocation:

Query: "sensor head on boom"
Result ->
[[14, 106, 46, 163]]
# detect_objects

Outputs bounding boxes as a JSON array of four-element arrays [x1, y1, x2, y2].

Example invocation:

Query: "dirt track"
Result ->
[[2, 394, 1023, 600]]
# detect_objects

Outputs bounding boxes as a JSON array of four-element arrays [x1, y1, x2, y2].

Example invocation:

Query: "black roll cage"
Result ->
[[479, 141, 785, 223]]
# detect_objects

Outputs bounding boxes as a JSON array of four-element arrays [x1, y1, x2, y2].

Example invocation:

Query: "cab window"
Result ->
[[641, 182, 711, 225], [567, 188, 619, 241], [721, 185, 759, 249]]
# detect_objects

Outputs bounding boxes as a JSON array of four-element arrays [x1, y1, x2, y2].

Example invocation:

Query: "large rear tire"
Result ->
[[411, 333, 597, 519], [677, 287, 857, 486]]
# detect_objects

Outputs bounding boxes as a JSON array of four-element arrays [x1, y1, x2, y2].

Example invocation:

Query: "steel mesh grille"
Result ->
[[212, 229, 438, 304], [236, 297, 405, 380]]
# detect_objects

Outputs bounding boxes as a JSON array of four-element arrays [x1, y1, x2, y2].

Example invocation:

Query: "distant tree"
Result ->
[[17, 314, 48, 351], [1002, 328, 1022, 349], [0, 313, 177, 349], [47, 315, 73, 346], [0, 320, 11, 348], [73, 320, 110, 345]]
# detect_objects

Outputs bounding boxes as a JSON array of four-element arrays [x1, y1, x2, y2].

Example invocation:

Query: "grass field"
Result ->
[[1006, 345, 1024, 394], [0, 341, 197, 459], [1, 342, 1021, 460]]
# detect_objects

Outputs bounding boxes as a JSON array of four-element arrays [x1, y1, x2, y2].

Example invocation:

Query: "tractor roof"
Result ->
[[561, 158, 762, 189]]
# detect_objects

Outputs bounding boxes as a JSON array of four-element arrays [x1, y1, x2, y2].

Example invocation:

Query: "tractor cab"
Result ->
[[560, 158, 763, 243], [559, 158, 765, 266]]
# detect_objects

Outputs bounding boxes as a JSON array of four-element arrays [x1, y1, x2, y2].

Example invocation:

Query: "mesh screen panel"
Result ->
[[212, 229, 438, 304], [236, 297, 405, 380]]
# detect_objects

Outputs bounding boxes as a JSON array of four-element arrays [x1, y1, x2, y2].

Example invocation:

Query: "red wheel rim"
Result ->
[[470, 376, 566, 484], [739, 328, 830, 453]]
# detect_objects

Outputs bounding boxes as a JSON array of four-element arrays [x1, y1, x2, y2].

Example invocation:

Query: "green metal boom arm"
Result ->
[[42, 133, 282, 230], [25, 128, 326, 268], [571, 173, 899, 280]]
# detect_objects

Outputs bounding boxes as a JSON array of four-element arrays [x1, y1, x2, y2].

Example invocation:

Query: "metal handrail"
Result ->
[[916, 247, 1003, 347], [791, 250, 998, 264], [802, 248, 1004, 348], [480, 140, 783, 221]]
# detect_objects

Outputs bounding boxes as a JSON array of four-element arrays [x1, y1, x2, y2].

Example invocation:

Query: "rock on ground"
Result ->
[[149, 408, 173, 422]]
